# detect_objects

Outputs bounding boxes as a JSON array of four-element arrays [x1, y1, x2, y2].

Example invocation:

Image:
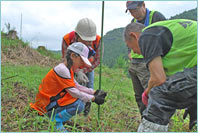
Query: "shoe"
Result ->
[[56, 122, 68, 132]]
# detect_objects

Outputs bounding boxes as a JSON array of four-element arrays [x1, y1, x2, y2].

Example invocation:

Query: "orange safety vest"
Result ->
[[62, 31, 101, 58], [30, 68, 78, 115]]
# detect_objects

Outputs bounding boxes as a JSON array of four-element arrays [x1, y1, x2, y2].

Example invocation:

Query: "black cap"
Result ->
[[125, 1, 144, 13]]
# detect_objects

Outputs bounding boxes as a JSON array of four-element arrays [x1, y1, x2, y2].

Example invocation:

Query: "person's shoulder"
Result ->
[[151, 10, 166, 22], [153, 11, 166, 18], [143, 26, 168, 35], [54, 63, 71, 79], [64, 31, 75, 37]]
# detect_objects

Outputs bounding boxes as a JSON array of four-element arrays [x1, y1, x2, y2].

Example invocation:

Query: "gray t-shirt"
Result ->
[[139, 26, 173, 67]]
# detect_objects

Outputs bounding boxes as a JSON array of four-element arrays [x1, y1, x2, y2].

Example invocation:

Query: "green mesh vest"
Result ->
[[143, 19, 197, 76], [131, 10, 156, 59]]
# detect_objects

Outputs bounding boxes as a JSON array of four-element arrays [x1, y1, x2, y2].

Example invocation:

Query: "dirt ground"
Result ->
[[1, 44, 61, 67]]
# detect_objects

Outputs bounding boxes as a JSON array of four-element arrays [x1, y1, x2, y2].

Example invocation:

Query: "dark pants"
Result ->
[[128, 62, 150, 115], [143, 66, 197, 125]]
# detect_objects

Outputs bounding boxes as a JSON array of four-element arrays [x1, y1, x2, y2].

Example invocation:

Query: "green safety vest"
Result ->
[[131, 10, 156, 59], [143, 19, 197, 76]]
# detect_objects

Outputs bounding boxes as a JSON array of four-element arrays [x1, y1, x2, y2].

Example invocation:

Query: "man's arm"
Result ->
[[145, 56, 166, 94]]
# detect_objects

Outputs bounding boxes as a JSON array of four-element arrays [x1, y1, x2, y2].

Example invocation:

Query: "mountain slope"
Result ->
[[102, 8, 197, 68], [169, 8, 197, 20], [1, 32, 61, 67], [103, 28, 127, 68]]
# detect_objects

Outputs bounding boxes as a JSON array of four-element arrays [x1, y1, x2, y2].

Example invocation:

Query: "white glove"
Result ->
[[75, 70, 89, 85]]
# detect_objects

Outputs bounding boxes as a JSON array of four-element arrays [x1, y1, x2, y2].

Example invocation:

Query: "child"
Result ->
[[30, 42, 106, 131]]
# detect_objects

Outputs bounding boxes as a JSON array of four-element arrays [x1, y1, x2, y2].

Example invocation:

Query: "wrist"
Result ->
[[145, 88, 150, 95], [143, 91, 148, 98], [92, 96, 95, 102]]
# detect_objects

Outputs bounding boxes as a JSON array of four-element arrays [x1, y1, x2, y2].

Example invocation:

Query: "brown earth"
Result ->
[[1, 42, 92, 132], [1, 44, 61, 67]]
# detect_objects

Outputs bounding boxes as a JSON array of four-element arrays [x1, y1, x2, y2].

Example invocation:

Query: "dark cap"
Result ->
[[125, 1, 144, 13]]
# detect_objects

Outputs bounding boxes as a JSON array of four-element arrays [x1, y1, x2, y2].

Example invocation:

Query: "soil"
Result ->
[[1, 44, 61, 67]]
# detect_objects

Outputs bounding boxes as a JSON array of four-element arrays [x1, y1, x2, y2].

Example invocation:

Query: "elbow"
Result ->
[[157, 76, 166, 86]]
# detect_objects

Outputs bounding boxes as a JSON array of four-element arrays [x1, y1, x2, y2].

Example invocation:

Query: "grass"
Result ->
[[1, 32, 28, 48], [1, 33, 196, 132], [1, 64, 196, 132], [37, 48, 61, 60]]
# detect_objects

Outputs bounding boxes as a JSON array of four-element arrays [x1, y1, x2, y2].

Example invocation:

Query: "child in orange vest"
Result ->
[[30, 42, 107, 131]]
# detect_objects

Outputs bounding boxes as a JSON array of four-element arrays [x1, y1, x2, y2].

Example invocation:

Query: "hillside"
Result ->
[[1, 32, 61, 67], [102, 7, 197, 68], [1, 32, 195, 132], [170, 8, 197, 20], [103, 28, 127, 68]]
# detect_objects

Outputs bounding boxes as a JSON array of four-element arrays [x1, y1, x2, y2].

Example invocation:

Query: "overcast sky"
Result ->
[[1, 1, 197, 50]]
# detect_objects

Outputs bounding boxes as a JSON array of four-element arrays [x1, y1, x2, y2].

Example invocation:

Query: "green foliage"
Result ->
[[114, 54, 127, 68], [1, 64, 51, 93], [1, 63, 195, 132], [1, 31, 61, 60], [103, 28, 128, 68], [170, 8, 197, 20], [36, 47, 61, 60], [1, 32, 28, 48]]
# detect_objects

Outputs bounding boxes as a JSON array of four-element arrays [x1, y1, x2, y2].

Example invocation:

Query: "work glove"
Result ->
[[94, 89, 107, 98], [93, 95, 105, 105], [93, 89, 107, 105], [183, 104, 197, 130], [75, 70, 89, 86], [142, 91, 148, 106]]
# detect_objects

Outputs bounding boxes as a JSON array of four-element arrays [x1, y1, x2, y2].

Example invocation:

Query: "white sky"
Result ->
[[1, 1, 197, 50]]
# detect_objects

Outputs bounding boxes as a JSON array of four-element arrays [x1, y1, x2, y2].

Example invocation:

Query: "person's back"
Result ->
[[141, 19, 197, 75]]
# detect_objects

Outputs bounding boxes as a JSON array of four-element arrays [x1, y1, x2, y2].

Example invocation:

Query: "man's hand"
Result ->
[[75, 70, 89, 85], [142, 91, 148, 106]]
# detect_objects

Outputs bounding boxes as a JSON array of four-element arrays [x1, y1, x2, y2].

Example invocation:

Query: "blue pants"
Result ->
[[86, 70, 94, 89], [46, 98, 85, 131], [47, 99, 85, 120]]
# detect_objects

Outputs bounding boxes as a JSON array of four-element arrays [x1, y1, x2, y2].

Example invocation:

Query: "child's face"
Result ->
[[71, 53, 85, 71]]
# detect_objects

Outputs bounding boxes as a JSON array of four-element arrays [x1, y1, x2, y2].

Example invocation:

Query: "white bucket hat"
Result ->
[[67, 42, 92, 67]]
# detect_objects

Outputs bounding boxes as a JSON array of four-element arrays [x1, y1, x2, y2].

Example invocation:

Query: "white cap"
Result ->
[[75, 18, 96, 41], [67, 42, 92, 67]]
